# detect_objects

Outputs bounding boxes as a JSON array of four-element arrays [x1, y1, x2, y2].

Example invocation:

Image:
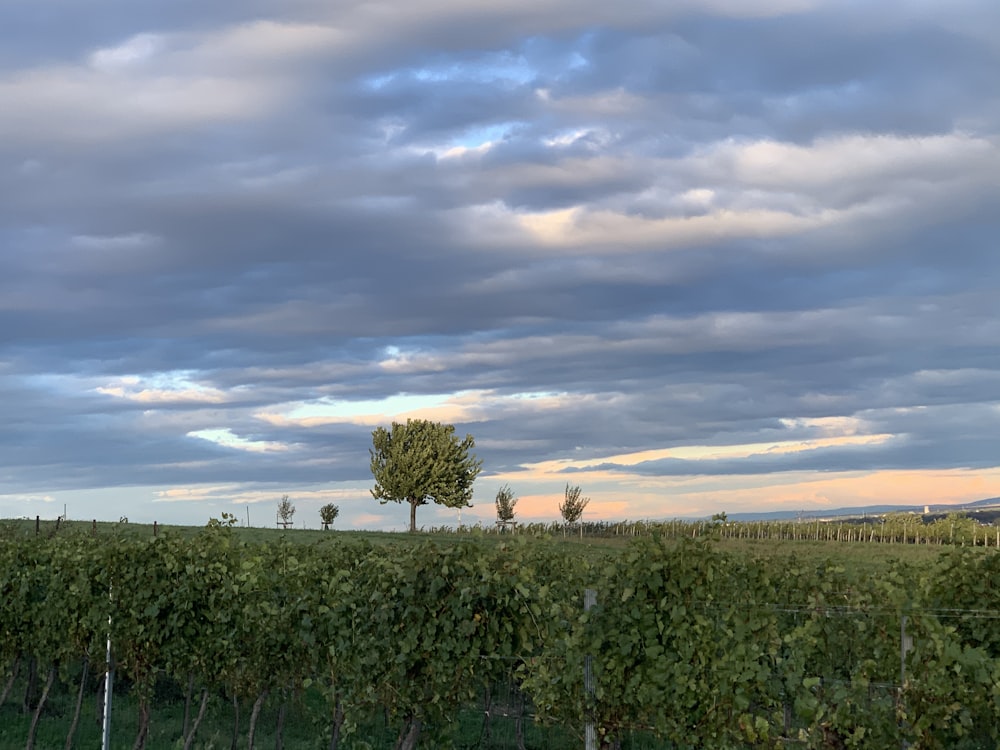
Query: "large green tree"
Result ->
[[370, 419, 483, 532]]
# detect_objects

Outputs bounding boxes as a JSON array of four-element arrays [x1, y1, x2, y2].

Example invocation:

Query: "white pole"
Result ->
[[102, 587, 114, 750]]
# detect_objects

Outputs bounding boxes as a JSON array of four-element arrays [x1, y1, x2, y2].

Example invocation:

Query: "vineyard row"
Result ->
[[2, 522, 1000, 749]]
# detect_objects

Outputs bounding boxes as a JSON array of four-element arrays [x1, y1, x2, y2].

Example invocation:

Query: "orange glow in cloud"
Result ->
[[256, 389, 579, 428], [507, 494, 628, 522], [511, 494, 562, 520], [485, 468, 1000, 521]]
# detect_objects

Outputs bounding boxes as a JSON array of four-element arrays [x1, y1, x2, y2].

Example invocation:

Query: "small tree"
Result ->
[[495, 485, 517, 528], [559, 484, 589, 525], [319, 503, 339, 530], [277, 494, 295, 529], [370, 419, 483, 533]]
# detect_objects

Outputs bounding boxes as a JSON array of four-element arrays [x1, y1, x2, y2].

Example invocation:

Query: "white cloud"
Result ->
[[90, 33, 164, 71], [705, 133, 999, 190], [0, 21, 345, 143], [72, 233, 161, 249], [96, 373, 229, 404], [187, 428, 292, 453], [257, 389, 575, 428]]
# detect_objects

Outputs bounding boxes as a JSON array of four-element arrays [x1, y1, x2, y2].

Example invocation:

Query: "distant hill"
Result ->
[[717, 497, 1000, 523]]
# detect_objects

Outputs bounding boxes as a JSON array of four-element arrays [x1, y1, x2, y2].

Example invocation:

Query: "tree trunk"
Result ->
[[65, 658, 89, 750], [247, 689, 268, 750], [183, 688, 210, 750], [328, 699, 345, 750], [96, 673, 106, 728], [231, 695, 241, 750], [479, 683, 492, 746], [132, 696, 150, 750], [26, 664, 56, 750], [182, 673, 195, 738], [395, 716, 422, 750], [0, 655, 19, 705], [274, 698, 288, 750], [409, 499, 418, 533], [515, 688, 526, 750], [22, 655, 37, 713]]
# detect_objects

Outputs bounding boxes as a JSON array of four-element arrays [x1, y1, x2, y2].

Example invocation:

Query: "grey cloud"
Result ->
[[0, 0, 998, 523]]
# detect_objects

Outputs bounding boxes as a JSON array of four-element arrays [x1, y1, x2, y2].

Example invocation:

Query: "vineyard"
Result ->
[[483, 511, 1000, 548], [2, 518, 1000, 749]]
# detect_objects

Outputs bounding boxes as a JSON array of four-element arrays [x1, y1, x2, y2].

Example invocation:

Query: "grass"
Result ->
[[716, 535, 957, 571], [0, 678, 329, 749]]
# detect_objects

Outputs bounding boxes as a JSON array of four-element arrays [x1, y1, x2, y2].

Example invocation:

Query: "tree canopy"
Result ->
[[319, 503, 339, 530], [370, 419, 483, 532], [495, 484, 518, 526], [559, 484, 589, 525], [276, 494, 295, 529]]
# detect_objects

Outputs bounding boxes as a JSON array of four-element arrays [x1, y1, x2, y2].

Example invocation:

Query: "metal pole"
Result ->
[[584, 588, 597, 750], [102, 586, 114, 750]]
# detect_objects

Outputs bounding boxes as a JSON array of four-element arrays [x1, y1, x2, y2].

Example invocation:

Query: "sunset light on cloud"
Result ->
[[97, 374, 229, 404], [257, 390, 573, 428], [0, 0, 997, 529]]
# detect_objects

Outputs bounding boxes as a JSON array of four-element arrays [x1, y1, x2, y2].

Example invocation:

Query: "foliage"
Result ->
[[370, 419, 483, 532], [320, 502, 340, 529], [4, 529, 1000, 748], [558, 484, 589, 525], [524, 537, 783, 748], [495, 484, 518, 524]]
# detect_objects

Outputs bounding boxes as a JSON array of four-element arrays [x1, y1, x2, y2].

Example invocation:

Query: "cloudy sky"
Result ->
[[2, 0, 999, 530]]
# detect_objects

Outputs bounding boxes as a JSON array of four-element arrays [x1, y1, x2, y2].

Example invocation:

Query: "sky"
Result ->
[[2, 0, 999, 531]]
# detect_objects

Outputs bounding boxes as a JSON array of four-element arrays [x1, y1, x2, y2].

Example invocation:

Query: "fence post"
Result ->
[[584, 589, 597, 750]]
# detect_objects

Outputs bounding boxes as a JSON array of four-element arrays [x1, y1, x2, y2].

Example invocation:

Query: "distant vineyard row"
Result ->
[[2, 522, 1000, 748], [466, 511, 1000, 548], [16, 508, 1000, 549]]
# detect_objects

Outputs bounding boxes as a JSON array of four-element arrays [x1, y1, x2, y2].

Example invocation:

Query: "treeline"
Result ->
[[2, 522, 1000, 748]]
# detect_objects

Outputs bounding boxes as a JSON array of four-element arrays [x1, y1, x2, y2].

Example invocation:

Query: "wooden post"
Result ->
[[584, 589, 597, 750], [35, 515, 40, 535]]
